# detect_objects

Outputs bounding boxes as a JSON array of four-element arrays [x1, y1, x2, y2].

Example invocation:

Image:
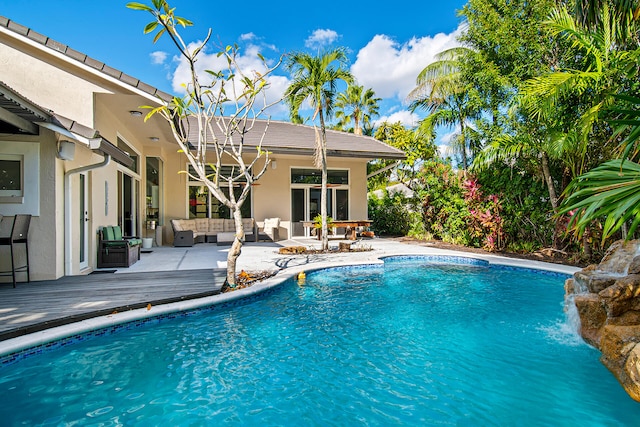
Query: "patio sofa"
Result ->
[[170, 218, 257, 247], [97, 225, 142, 268]]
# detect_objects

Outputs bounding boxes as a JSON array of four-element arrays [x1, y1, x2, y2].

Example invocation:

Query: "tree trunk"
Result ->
[[540, 151, 561, 249], [319, 111, 329, 251], [354, 112, 362, 135], [541, 151, 558, 211], [226, 207, 244, 287], [459, 119, 468, 171]]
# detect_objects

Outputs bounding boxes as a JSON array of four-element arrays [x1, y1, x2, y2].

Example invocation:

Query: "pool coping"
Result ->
[[0, 252, 579, 365]]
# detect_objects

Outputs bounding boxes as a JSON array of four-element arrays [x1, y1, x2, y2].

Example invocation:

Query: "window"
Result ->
[[0, 155, 22, 197], [0, 142, 39, 215], [187, 165, 251, 219], [115, 137, 138, 173], [291, 168, 348, 185]]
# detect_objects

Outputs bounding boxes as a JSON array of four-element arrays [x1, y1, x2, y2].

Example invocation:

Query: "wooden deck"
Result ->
[[0, 269, 225, 341]]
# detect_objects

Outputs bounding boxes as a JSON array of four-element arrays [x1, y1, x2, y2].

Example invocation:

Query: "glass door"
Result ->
[[118, 172, 139, 237], [79, 173, 89, 270]]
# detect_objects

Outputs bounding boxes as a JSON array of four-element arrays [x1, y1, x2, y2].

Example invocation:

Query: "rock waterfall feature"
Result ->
[[565, 240, 640, 402]]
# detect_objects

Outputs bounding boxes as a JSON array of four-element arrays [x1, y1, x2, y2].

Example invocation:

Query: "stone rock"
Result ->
[[625, 345, 640, 402], [278, 246, 307, 255], [598, 239, 640, 275], [573, 294, 607, 346], [566, 239, 640, 402], [600, 275, 640, 317], [574, 270, 618, 293], [600, 325, 640, 402], [629, 256, 640, 275], [564, 278, 576, 295], [607, 311, 640, 327]]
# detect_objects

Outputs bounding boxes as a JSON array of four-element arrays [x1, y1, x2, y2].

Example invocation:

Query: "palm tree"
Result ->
[[334, 84, 381, 135], [285, 48, 353, 251], [408, 47, 481, 170], [574, 0, 640, 44]]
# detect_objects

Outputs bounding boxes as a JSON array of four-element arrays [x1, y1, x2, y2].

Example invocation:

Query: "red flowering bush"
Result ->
[[462, 178, 505, 252]]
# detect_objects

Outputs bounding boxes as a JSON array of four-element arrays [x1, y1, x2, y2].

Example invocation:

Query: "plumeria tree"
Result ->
[[128, 0, 282, 287]]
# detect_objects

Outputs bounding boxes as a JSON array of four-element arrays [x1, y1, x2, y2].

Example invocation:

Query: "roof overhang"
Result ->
[[0, 82, 133, 167], [0, 81, 50, 134]]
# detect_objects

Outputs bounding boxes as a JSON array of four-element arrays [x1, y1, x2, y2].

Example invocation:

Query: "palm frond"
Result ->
[[560, 159, 640, 242]]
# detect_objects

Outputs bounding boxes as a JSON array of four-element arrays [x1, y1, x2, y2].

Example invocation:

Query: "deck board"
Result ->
[[0, 269, 225, 341]]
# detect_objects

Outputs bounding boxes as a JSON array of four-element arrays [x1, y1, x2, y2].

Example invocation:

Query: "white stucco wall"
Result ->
[[0, 39, 111, 126]]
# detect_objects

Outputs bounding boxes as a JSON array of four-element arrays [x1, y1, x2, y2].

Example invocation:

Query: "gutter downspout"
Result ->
[[64, 153, 111, 276]]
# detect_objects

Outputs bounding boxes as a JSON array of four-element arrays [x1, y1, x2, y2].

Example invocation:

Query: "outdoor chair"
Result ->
[[97, 225, 142, 268], [257, 217, 280, 242], [0, 214, 31, 288]]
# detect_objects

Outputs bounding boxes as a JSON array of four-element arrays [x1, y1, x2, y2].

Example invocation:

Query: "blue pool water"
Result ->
[[1, 257, 639, 425]]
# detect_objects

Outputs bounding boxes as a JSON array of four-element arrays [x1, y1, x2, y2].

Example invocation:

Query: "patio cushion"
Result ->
[[104, 226, 115, 241], [113, 226, 123, 241], [224, 219, 234, 232], [127, 238, 143, 246], [208, 219, 224, 233], [264, 218, 280, 229], [171, 219, 183, 231], [195, 218, 209, 232], [242, 218, 254, 230]]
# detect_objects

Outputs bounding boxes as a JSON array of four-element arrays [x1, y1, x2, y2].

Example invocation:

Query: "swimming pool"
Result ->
[[1, 256, 639, 425]]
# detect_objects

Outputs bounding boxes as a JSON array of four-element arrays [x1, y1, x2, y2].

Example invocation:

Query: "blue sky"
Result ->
[[0, 0, 467, 129]]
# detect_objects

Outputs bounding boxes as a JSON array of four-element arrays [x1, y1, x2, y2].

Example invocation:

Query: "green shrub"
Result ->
[[368, 191, 412, 236]]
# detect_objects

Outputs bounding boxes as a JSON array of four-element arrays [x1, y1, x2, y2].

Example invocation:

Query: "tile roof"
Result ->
[[183, 118, 406, 160]]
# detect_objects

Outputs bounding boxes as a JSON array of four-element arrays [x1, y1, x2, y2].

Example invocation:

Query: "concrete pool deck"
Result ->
[[0, 237, 580, 358]]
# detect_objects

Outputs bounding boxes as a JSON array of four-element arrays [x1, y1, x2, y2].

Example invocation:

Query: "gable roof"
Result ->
[[0, 15, 405, 161]]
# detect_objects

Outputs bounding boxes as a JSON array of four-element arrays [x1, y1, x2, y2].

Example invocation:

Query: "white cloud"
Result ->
[[305, 29, 339, 49], [240, 32, 256, 41], [170, 40, 289, 118], [150, 51, 168, 65], [374, 110, 421, 128], [351, 24, 463, 103]]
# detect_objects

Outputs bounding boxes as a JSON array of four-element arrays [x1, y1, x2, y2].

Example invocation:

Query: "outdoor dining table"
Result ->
[[302, 220, 372, 240]]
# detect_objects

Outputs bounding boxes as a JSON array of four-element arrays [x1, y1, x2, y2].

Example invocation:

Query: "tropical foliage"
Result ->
[[379, 0, 640, 259], [334, 84, 381, 135]]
